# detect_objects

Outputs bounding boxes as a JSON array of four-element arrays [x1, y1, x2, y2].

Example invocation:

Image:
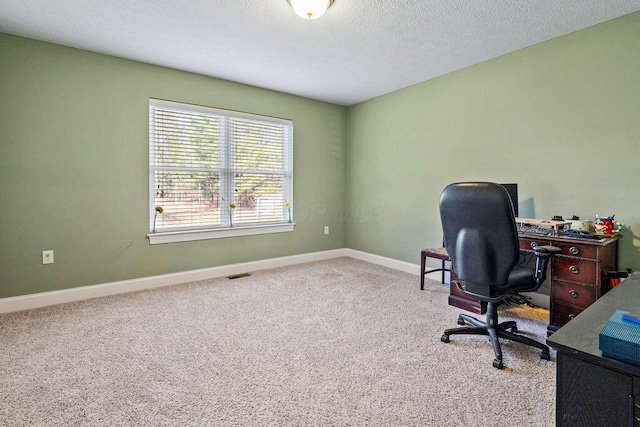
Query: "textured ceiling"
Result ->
[[1, 1, 639, 106]]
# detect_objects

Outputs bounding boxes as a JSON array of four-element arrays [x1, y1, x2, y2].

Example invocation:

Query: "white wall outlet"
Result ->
[[42, 250, 54, 265], [324, 226, 329, 235]]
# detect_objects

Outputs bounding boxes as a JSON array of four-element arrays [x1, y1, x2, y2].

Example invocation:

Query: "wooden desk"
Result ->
[[547, 273, 640, 426], [447, 233, 619, 335]]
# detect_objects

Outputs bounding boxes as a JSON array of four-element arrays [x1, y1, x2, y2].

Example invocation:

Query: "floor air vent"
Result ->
[[227, 273, 251, 280]]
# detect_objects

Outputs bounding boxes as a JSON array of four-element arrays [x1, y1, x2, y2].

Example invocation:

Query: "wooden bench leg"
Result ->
[[421, 248, 450, 289], [420, 252, 426, 290]]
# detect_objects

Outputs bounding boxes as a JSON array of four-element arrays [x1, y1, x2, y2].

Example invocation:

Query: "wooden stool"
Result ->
[[421, 247, 450, 290]]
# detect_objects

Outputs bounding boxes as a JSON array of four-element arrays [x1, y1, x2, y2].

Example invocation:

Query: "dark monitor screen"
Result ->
[[500, 183, 518, 217]]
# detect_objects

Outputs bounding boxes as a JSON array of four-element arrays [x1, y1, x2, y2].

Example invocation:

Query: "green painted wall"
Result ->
[[3, 11, 640, 300], [346, 12, 640, 272], [0, 34, 347, 298]]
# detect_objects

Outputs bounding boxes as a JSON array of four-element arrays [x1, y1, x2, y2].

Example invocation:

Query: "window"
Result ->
[[148, 99, 293, 244]]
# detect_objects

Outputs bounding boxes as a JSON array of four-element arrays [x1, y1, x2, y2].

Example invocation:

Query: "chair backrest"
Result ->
[[439, 182, 519, 289]]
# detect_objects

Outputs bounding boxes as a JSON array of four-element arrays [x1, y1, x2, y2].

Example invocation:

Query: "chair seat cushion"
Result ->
[[459, 265, 541, 300], [498, 266, 537, 293]]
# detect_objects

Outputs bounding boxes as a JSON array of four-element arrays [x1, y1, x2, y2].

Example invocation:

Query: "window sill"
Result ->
[[147, 223, 295, 245]]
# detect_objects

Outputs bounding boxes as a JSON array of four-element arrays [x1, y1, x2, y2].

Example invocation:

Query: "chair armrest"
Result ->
[[532, 245, 561, 256], [532, 245, 561, 286]]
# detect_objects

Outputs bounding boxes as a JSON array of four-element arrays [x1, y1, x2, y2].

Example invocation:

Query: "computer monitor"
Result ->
[[500, 183, 518, 217]]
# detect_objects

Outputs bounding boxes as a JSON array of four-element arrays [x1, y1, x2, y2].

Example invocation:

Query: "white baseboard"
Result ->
[[0, 248, 550, 314], [0, 248, 349, 314], [345, 249, 421, 275], [344, 249, 448, 282]]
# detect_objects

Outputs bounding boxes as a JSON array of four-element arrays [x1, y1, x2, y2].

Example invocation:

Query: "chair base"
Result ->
[[441, 302, 551, 369]]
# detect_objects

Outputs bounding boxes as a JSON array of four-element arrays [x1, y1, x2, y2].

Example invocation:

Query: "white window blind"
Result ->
[[149, 99, 293, 239]]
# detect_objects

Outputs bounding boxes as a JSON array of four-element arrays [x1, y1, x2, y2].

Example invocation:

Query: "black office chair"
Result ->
[[439, 182, 560, 369]]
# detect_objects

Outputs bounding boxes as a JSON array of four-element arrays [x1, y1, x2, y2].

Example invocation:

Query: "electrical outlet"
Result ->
[[42, 250, 54, 265], [324, 226, 329, 235]]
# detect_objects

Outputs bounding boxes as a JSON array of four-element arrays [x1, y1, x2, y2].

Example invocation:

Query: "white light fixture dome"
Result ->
[[287, 0, 334, 20]]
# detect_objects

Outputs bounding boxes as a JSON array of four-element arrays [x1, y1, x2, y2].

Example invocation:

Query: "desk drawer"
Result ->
[[551, 303, 584, 328], [519, 238, 550, 251], [552, 280, 596, 309], [553, 256, 598, 284], [518, 238, 598, 259], [552, 242, 598, 259]]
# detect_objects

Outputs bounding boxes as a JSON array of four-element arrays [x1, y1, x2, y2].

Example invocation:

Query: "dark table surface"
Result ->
[[547, 272, 640, 376]]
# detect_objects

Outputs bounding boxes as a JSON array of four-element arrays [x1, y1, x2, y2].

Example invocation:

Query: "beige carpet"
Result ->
[[0, 257, 555, 426]]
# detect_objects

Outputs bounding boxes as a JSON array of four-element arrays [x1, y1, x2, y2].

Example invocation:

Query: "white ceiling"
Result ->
[[1, 1, 639, 106]]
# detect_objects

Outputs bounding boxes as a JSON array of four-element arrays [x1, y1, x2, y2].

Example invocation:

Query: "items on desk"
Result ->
[[515, 215, 622, 241], [594, 214, 621, 236], [621, 312, 640, 324], [563, 230, 607, 241], [515, 217, 570, 236], [567, 215, 593, 232], [516, 222, 554, 236], [599, 310, 640, 366], [607, 270, 630, 288]]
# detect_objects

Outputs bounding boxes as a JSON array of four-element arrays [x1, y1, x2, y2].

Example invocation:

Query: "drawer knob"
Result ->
[[569, 246, 579, 255], [569, 290, 579, 299], [568, 314, 576, 320], [569, 265, 579, 274], [530, 242, 538, 248]]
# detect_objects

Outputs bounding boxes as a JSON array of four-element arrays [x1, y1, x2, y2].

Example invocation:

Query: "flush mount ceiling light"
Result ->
[[287, 0, 334, 20]]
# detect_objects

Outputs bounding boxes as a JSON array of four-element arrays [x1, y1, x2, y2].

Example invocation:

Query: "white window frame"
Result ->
[[148, 99, 294, 244]]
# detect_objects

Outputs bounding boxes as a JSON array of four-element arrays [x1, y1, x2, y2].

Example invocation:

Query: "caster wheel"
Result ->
[[510, 326, 518, 333], [457, 319, 466, 326], [541, 351, 551, 361], [493, 359, 504, 369], [441, 335, 450, 343]]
